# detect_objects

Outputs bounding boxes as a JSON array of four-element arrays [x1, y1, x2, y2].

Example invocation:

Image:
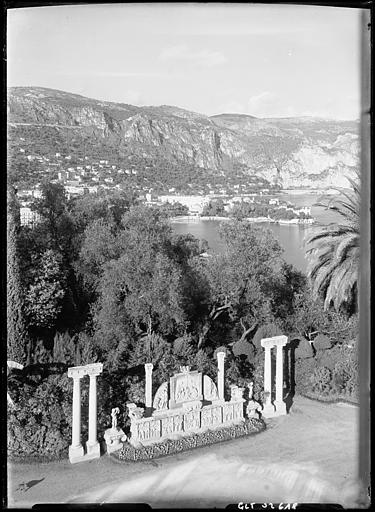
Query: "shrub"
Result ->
[[294, 357, 316, 394], [333, 358, 358, 398], [52, 331, 78, 365], [313, 334, 331, 351], [117, 418, 265, 461], [310, 366, 332, 394], [295, 338, 314, 359], [8, 374, 72, 459]]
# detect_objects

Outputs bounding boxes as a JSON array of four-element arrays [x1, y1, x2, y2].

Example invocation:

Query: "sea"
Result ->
[[170, 193, 342, 274]]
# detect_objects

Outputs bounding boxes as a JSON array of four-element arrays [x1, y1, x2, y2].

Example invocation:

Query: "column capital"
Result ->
[[273, 335, 288, 347], [261, 339, 274, 349], [86, 362, 103, 377], [217, 351, 226, 362], [261, 335, 288, 349], [144, 363, 154, 373], [68, 366, 88, 379]]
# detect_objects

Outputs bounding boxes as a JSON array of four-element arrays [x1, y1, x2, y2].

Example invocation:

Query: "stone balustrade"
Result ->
[[127, 397, 245, 446]]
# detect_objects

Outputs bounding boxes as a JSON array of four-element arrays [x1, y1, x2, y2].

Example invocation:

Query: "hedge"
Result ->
[[116, 418, 265, 462]]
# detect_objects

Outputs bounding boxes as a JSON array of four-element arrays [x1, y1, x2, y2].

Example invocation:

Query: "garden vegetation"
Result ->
[[7, 181, 359, 459]]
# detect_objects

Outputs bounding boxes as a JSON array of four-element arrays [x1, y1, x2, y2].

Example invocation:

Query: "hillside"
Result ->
[[7, 87, 359, 191]]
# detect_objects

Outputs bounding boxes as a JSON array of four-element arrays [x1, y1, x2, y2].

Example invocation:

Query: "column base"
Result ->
[[274, 400, 287, 416], [69, 444, 84, 464], [86, 440, 100, 458], [261, 402, 276, 418]]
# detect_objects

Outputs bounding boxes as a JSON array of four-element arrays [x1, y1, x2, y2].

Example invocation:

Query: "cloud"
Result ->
[[159, 45, 227, 67]]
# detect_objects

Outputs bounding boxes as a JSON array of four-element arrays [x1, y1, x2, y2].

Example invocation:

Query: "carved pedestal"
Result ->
[[104, 428, 127, 454]]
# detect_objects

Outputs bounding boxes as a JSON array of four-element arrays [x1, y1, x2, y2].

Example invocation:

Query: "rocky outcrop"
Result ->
[[7, 87, 359, 189]]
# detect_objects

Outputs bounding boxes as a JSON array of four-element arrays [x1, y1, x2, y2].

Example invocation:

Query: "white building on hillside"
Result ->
[[20, 207, 41, 227], [158, 195, 210, 215]]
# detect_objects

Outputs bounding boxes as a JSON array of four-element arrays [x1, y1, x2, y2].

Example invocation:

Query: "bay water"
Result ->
[[171, 194, 342, 274]]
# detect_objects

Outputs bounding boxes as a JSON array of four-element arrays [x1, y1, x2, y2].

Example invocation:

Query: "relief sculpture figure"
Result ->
[[203, 375, 219, 401], [153, 382, 168, 410]]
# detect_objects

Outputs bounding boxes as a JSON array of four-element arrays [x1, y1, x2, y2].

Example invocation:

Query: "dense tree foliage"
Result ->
[[10, 182, 358, 405], [7, 189, 28, 364]]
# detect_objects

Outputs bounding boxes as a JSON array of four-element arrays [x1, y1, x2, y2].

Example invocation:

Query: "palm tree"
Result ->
[[305, 172, 360, 315]]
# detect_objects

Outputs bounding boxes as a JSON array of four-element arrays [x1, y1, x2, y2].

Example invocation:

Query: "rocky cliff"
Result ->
[[7, 87, 359, 189]]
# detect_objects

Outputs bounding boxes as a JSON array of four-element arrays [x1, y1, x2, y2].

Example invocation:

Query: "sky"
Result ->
[[7, 4, 363, 120]]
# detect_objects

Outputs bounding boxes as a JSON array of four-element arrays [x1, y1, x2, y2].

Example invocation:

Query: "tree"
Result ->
[[305, 173, 360, 315], [196, 221, 286, 349], [7, 189, 27, 364], [24, 249, 66, 332], [30, 181, 72, 254], [91, 206, 189, 352], [284, 288, 359, 347]]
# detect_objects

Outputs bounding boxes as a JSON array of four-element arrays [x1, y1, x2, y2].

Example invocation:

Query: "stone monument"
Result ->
[[125, 356, 246, 447]]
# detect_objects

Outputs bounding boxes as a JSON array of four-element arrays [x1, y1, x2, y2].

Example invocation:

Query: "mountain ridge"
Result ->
[[7, 86, 359, 190]]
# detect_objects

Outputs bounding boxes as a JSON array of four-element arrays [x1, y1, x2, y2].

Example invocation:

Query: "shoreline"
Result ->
[[171, 215, 315, 225]]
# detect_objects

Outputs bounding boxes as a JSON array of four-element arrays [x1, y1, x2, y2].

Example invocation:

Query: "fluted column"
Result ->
[[274, 336, 288, 415], [86, 363, 103, 457], [68, 366, 87, 462], [217, 351, 226, 401], [145, 363, 153, 409], [72, 377, 82, 446], [261, 338, 275, 416]]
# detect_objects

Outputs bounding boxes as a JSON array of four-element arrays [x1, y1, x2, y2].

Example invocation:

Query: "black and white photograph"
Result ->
[[5, 2, 370, 509]]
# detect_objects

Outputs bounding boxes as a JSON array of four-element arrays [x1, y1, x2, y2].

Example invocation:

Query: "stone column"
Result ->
[[86, 363, 103, 458], [274, 336, 288, 415], [68, 366, 87, 463], [217, 351, 226, 401], [144, 363, 154, 409], [261, 339, 275, 416]]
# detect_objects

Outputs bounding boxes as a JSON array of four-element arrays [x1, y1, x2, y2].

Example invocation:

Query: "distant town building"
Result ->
[[20, 207, 41, 227], [64, 186, 88, 199], [158, 195, 210, 215]]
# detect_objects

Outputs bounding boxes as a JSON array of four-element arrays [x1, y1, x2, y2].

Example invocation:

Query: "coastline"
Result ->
[[171, 215, 315, 225]]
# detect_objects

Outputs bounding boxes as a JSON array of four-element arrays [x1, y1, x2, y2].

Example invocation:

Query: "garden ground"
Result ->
[[8, 396, 362, 508]]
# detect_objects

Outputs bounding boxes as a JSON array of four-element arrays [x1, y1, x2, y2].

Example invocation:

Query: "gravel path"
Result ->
[[7, 396, 361, 508]]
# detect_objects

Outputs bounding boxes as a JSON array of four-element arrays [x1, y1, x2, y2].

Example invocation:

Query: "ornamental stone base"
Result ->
[[86, 440, 101, 458], [104, 428, 127, 454], [69, 444, 85, 464], [274, 400, 287, 415], [261, 403, 276, 418]]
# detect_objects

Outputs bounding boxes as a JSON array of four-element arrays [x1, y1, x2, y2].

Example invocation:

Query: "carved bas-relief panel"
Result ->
[[222, 403, 235, 423], [203, 375, 219, 402], [201, 407, 213, 429], [211, 405, 222, 425], [233, 401, 244, 421], [169, 368, 203, 409], [149, 418, 161, 440], [153, 382, 169, 412], [183, 410, 201, 431], [162, 416, 174, 437], [138, 420, 150, 442], [173, 414, 184, 433]]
